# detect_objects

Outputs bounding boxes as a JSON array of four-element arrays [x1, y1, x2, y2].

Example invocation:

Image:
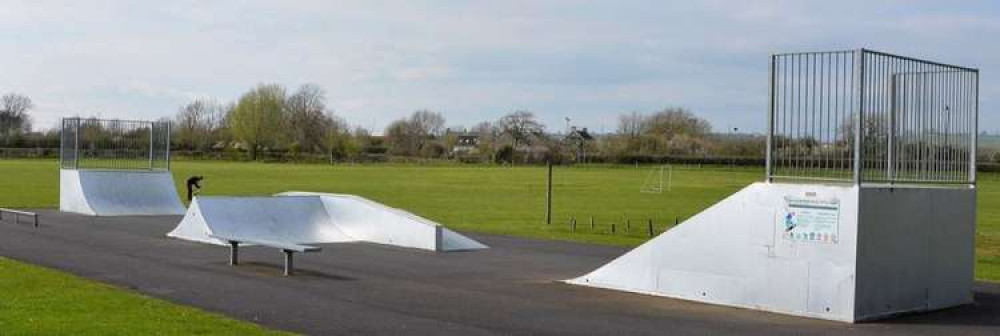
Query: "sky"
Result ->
[[1, 0, 998, 134]]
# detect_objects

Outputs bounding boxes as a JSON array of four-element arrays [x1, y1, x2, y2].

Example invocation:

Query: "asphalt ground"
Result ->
[[0, 210, 997, 335]]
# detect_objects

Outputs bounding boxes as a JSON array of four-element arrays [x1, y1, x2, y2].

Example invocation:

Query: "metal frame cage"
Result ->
[[766, 49, 979, 185], [60, 117, 171, 171]]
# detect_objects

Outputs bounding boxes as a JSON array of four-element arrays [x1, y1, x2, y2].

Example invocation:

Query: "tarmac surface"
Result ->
[[0, 210, 998, 335]]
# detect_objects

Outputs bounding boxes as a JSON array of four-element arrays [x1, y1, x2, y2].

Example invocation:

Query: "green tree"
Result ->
[[228, 84, 287, 160]]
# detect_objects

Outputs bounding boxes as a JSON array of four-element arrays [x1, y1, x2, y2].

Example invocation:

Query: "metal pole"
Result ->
[[228, 241, 239, 265], [283, 250, 294, 276], [545, 161, 552, 225], [765, 54, 776, 182], [74, 118, 80, 169], [971, 71, 979, 185], [148, 122, 155, 170], [888, 74, 896, 182], [853, 49, 865, 185], [165, 122, 172, 171], [59, 118, 64, 169]]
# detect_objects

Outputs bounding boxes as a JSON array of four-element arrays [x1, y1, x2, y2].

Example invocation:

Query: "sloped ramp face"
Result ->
[[567, 182, 861, 322], [60, 169, 187, 216], [278, 191, 488, 251], [168, 193, 487, 252]]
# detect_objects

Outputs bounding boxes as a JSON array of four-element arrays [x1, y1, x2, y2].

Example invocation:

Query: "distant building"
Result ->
[[564, 126, 594, 162], [451, 131, 480, 155]]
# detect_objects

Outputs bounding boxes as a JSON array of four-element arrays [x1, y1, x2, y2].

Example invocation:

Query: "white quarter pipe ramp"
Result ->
[[567, 182, 975, 322], [60, 169, 187, 216], [168, 192, 487, 252]]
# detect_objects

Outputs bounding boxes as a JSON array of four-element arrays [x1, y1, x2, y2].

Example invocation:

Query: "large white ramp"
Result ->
[[60, 169, 187, 216], [168, 192, 487, 252], [567, 182, 975, 322]]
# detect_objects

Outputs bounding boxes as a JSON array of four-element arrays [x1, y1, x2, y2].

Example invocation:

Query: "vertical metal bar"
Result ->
[[59, 118, 65, 169], [971, 71, 979, 185], [74, 118, 80, 170], [166, 122, 172, 171], [853, 50, 865, 185], [149, 122, 155, 170], [766, 54, 776, 182], [284, 250, 294, 276], [889, 73, 896, 182], [229, 241, 239, 265]]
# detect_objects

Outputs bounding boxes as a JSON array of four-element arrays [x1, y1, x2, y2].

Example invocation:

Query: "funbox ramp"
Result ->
[[167, 191, 487, 252], [60, 169, 187, 216], [566, 182, 975, 322]]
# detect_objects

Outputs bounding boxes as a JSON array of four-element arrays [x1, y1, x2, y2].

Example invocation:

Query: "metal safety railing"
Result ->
[[60, 118, 171, 171], [766, 49, 979, 185], [0, 208, 38, 228]]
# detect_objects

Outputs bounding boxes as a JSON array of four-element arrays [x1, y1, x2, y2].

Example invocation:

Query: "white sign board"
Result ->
[[781, 196, 840, 244]]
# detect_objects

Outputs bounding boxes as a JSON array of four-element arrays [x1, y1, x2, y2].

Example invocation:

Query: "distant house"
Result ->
[[451, 132, 480, 155], [564, 127, 594, 162]]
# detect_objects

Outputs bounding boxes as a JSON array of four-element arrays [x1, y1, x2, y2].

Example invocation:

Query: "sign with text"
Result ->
[[781, 196, 840, 244]]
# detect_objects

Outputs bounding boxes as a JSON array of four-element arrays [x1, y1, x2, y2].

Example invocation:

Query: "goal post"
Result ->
[[640, 165, 671, 193]]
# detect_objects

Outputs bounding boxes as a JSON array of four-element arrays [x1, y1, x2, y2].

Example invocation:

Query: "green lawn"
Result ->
[[0, 158, 998, 333], [0, 257, 288, 335], [2, 158, 999, 279]]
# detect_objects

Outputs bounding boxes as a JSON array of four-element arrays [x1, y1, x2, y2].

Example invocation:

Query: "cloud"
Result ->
[[0, 0, 997, 133]]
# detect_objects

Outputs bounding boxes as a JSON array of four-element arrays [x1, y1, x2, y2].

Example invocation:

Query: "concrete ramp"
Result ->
[[567, 182, 975, 322], [60, 169, 187, 216], [168, 192, 487, 252]]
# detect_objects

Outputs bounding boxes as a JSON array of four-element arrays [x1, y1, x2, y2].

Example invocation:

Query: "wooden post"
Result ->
[[545, 161, 552, 225], [589, 215, 594, 230], [611, 223, 616, 235], [571, 217, 577, 232], [648, 219, 654, 237], [626, 218, 631, 235]]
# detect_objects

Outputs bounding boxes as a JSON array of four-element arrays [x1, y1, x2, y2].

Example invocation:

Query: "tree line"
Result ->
[[0, 85, 772, 164]]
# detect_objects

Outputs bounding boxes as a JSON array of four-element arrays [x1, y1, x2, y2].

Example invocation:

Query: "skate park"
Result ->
[[1, 49, 999, 334]]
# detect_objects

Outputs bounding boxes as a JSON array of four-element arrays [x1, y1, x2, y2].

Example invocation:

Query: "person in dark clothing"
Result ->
[[186, 176, 204, 202]]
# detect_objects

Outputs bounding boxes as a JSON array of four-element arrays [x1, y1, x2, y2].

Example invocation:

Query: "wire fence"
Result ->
[[60, 118, 171, 171], [767, 49, 979, 185]]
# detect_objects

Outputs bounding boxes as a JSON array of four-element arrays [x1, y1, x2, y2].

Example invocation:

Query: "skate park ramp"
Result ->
[[60, 169, 187, 216], [168, 191, 487, 252], [566, 182, 976, 322]]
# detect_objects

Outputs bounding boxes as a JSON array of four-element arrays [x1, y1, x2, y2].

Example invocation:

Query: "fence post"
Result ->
[[853, 49, 865, 185], [611, 223, 616, 235], [648, 219, 654, 237], [765, 54, 776, 182], [74, 118, 80, 169], [166, 122, 172, 171], [545, 161, 552, 225], [589, 215, 594, 230], [149, 123, 155, 170]]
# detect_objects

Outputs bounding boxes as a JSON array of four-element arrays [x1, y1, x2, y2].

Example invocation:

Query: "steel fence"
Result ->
[[60, 118, 171, 171], [766, 49, 979, 185]]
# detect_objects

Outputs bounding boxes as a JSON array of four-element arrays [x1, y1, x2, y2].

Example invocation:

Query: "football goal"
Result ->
[[640, 165, 671, 193]]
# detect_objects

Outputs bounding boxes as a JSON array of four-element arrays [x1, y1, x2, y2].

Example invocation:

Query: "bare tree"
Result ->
[[229, 84, 287, 160], [384, 110, 447, 157], [174, 98, 222, 151], [408, 110, 445, 137], [286, 84, 329, 153], [498, 110, 544, 151], [0, 93, 34, 144]]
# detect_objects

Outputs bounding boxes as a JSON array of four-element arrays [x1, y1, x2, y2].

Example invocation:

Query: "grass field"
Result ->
[[0, 257, 288, 335], [1, 158, 998, 279], [0, 158, 998, 332]]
